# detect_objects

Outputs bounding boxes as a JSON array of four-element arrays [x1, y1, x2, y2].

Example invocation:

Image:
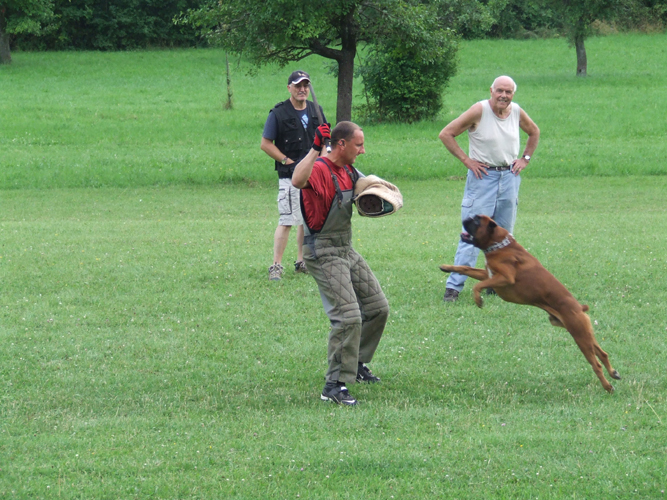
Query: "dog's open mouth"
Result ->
[[460, 232, 474, 244]]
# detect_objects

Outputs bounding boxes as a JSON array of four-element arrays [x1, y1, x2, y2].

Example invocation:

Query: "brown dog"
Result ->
[[440, 214, 620, 393]]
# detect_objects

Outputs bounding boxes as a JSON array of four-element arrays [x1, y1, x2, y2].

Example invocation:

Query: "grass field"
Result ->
[[2, 177, 666, 499], [1, 32, 666, 189], [1, 33, 667, 499]]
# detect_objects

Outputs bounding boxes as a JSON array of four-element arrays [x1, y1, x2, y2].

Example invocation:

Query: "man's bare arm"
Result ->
[[438, 103, 488, 179], [260, 137, 295, 164], [511, 109, 540, 174], [291, 147, 320, 189], [519, 109, 540, 157]]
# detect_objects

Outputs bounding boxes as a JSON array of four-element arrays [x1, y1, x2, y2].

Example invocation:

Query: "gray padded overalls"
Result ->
[[303, 162, 389, 385]]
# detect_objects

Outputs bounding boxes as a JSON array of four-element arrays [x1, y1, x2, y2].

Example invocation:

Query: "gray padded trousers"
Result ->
[[304, 230, 389, 385]]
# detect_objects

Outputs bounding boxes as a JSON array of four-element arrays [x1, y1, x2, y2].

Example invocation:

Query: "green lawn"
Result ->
[[1, 33, 667, 499], [2, 177, 666, 498], [1, 32, 666, 190]]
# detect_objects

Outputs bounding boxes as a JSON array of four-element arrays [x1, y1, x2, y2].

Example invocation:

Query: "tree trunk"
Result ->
[[309, 8, 357, 123], [336, 50, 355, 123], [334, 9, 357, 123], [224, 52, 233, 110], [575, 34, 587, 77], [0, 9, 11, 65]]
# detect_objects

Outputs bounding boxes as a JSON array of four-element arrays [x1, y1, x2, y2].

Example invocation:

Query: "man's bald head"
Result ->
[[492, 75, 517, 93]]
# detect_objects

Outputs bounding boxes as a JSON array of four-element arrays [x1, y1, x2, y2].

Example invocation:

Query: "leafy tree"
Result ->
[[613, 0, 667, 29], [359, 8, 458, 122], [548, 0, 618, 76], [479, 0, 663, 39], [484, 0, 622, 76], [179, 0, 457, 123], [436, 0, 509, 39], [13, 0, 202, 51], [0, 0, 53, 63], [488, 0, 559, 38]]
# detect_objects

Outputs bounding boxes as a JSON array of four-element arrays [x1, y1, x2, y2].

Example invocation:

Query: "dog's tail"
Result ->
[[582, 304, 589, 313]]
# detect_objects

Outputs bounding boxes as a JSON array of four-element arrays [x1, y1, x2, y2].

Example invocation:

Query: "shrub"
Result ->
[[358, 29, 458, 123]]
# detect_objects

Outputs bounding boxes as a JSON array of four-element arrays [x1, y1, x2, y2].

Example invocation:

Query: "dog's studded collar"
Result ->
[[483, 235, 514, 254]]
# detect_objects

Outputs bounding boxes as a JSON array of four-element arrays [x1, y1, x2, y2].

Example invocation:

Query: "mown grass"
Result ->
[[1, 32, 666, 190], [1, 33, 667, 499], [1, 176, 666, 499]]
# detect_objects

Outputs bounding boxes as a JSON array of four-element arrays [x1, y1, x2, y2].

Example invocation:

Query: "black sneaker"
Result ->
[[294, 260, 308, 274], [357, 363, 380, 383], [321, 383, 358, 406], [486, 288, 497, 296], [443, 288, 459, 302]]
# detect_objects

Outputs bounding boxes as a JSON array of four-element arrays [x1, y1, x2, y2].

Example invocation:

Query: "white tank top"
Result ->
[[468, 100, 521, 167]]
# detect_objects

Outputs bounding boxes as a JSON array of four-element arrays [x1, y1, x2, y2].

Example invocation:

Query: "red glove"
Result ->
[[313, 123, 331, 152]]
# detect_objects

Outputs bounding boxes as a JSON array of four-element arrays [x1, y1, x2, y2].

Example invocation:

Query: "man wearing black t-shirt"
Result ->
[[261, 70, 326, 281]]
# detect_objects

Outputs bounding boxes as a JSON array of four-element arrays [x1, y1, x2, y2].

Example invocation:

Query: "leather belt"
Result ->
[[485, 165, 511, 171]]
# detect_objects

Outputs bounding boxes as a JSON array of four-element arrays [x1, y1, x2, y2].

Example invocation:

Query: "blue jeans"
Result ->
[[446, 169, 521, 291]]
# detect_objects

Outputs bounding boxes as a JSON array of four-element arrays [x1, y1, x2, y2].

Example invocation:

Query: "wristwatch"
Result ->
[[522, 155, 531, 161], [281, 156, 288, 165]]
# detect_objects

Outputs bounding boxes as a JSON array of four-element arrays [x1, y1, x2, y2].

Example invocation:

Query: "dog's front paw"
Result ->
[[439, 265, 454, 273], [473, 293, 484, 308]]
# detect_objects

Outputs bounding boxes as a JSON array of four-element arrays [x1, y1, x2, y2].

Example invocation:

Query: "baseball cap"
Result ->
[[288, 70, 310, 85]]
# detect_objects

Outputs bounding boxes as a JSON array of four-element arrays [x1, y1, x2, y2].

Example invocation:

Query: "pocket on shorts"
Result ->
[[461, 197, 474, 220], [278, 188, 292, 216]]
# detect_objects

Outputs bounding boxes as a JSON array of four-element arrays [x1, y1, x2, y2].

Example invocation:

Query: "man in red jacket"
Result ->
[[292, 121, 389, 406]]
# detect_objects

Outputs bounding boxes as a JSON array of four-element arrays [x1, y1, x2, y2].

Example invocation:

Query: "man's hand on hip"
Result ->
[[464, 158, 489, 180], [511, 157, 528, 175]]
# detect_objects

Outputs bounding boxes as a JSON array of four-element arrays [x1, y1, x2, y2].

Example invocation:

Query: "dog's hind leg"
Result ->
[[575, 312, 620, 381], [564, 314, 615, 393], [572, 334, 615, 393], [548, 313, 565, 328], [593, 343, 621, 380]]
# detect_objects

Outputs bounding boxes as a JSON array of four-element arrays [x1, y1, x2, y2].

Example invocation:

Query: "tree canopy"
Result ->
[[180, 0, 458, 123], [548, 0, 619, 76], [12, 0, 203, 51], [0, 0, 53, 63]]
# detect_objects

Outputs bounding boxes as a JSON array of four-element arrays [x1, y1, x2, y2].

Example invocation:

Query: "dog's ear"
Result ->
[[487, 220, 497, 234]]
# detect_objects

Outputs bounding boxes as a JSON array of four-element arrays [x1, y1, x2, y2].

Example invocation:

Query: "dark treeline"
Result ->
[[6, 0, 663, 121], [447, 0, 665, 40], [10, 0, 666, 52], [486, 0, 666, 38], [13, 0, 204, 51]]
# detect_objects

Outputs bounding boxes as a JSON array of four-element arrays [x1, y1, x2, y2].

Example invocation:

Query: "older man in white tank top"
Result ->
[[438, 75, 540, 302]]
